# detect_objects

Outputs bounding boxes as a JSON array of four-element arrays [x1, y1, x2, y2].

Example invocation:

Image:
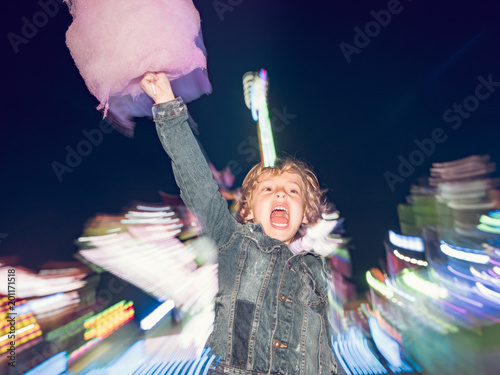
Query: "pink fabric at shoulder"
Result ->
[[64, 0, 211, 136]]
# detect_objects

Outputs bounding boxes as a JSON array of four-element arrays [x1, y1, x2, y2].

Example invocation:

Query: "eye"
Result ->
[[262, 186, 272, 192]]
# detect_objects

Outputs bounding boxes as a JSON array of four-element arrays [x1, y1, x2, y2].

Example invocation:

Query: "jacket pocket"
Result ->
[[231, 300, 255, 369], [241, 239, 275, 276], [300, 268, 328, 314]]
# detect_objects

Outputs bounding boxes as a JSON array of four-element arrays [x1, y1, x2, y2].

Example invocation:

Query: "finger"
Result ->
[[142, 72, 156, 82]]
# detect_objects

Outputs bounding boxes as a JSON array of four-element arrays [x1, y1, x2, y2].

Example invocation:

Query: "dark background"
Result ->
[[2, 0, 499, 291]]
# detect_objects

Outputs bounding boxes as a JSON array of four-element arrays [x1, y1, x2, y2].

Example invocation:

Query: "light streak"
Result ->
[[400, 269, 448, 299], [441, 300, 467, 315], [333, 341, 352, 375], [493, 266, 500, 276], [335, 327, 389, 374], [106, 227, 122, 233], [84, 300, 134, 340], [440, 241, 490, 264], [125, 211, 174, 218], [14, 293, 65, 315], [120, 217, 177, 224], [448, 290, 483, 309], [475, 282, 500, 304], [388, 230, 424, 252], [477, 224, 500, 234], [393, 249, 428, 266], [385, 278, 416, 302], [447, 265, 477, 282], [0, 324, 35, 343], [136, 205, 171, 211], [22, 352, 67, 375], [368, 317, 403, 371], [140, 300, 175, 330], [242, 69, 276, 167], [366, 271, 394, 299], [68, 337, 102, 362], [479, 212, 500, 226]]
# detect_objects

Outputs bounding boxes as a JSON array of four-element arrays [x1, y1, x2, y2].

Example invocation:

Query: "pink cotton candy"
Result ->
[[64, 0, 211, 136]]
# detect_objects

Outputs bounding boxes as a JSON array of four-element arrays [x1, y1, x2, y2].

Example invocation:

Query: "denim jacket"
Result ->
[[154, 98, 339, 375]]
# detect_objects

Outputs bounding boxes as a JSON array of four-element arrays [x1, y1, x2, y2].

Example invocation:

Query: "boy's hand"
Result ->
[[140, 72, 176, 104]]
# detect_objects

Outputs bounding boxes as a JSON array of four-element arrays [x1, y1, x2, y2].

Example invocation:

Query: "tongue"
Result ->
[[271, 211, 288, 224]]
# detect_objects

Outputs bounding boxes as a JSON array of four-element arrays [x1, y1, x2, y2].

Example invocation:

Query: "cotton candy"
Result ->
[[64, 0, 211, 136]]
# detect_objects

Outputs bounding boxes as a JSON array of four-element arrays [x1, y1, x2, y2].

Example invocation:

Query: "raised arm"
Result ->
[[140, 72, 240, 247]]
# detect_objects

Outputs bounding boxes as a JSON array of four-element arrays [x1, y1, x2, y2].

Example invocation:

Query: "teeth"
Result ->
[[271, 222, 288, 227], [273, 206, 288, 215]]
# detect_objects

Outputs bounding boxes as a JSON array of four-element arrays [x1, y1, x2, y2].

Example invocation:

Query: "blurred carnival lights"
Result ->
[[242, 69, 276, 167], [357, 155, 500, 375]]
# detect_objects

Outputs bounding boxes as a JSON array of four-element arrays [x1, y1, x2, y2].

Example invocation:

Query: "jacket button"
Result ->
[[279, 293, 286, 302], [273, 339, 282, 349]]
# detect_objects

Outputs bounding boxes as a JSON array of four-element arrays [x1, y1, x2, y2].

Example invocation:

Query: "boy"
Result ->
[[140, 72, 340, 375]]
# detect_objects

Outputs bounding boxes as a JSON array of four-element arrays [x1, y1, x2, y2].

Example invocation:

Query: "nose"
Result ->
[[275, 189, 287, 199]]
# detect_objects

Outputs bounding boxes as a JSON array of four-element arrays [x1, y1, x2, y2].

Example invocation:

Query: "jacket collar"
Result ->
[[244, 223, 284, 252], [242, 224, 325, 267]]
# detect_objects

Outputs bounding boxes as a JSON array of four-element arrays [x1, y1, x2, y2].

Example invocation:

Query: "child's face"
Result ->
[[245, 171, 308, 245]]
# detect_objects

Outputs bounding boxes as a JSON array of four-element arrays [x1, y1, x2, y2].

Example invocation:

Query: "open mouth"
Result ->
[[270, 205, 289, 229]]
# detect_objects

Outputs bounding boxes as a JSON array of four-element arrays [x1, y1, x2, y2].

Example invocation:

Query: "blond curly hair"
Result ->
[[236, 158, 329, 241]]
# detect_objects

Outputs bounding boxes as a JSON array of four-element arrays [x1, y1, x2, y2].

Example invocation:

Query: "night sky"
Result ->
[[2, 0, 500, 291]]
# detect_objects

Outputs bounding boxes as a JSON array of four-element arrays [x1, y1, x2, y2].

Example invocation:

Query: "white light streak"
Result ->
[[475, 282, 500, 304], [0, 324, 36, 343], [389, 230, 424, 252], [140, 300, 175, 331], [136, 205, 171, 211], [393, 250, 428, 267], [440, 242, 490, 264]]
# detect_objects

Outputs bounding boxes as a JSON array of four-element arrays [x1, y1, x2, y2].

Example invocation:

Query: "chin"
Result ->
[[270, 230, 293, 244], [276, 235, 289, 243]]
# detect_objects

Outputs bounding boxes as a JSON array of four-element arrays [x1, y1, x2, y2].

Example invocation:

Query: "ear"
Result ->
[[245, 210, 254, 222], [301, 213, 309, 224]]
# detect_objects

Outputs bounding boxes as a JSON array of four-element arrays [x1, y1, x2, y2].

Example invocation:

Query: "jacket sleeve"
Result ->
[[153, 98, 240, 248]]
